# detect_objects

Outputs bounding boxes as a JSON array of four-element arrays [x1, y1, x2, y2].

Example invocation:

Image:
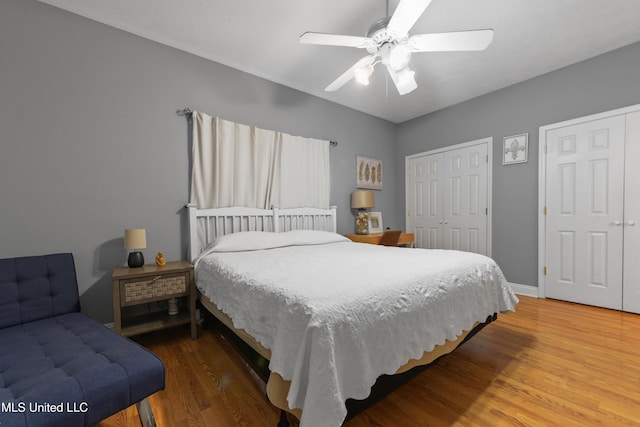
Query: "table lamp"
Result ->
[[351, 190, 374, 235], [124, 229, 146, 268]]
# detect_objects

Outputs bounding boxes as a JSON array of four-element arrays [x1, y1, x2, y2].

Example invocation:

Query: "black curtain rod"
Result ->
[[176, 108, 337, 146]]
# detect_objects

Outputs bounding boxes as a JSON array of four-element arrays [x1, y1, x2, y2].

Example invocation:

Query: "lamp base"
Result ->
[[127, 251, 145, 268], [168, 298, 179, 315], [355, 211, 369, 235]]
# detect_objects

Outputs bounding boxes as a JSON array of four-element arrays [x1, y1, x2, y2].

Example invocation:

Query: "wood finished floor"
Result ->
[[98, 296, 640, 426]]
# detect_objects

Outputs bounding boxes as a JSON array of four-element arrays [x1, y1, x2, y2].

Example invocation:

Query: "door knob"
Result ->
[[612, 221, 622, 226], [626, 220, 636, 226]]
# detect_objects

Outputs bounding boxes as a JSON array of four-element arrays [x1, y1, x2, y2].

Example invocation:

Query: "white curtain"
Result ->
[[191, 111, 330, 209]]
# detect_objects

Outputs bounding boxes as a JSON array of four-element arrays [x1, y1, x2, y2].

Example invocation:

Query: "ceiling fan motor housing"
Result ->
[[365, 17, 411, 70], [366, 17, 407, 51]]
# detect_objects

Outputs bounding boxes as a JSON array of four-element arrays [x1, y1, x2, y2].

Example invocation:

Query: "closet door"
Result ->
[[623, 111, 640, 313], [545, 115, 625, 309], [407, 153, 444, 249], [407, 140, 489, 255], [443, 144, 488, 254]]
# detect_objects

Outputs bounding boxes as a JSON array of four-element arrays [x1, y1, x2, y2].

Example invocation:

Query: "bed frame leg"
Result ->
[[277, 410, 290, 427]]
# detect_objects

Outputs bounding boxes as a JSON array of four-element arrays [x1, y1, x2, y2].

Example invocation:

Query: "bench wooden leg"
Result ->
[[136, 397, 156, 427]]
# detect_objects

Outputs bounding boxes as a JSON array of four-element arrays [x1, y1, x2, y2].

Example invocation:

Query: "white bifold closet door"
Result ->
[[623, 111, 640, 313], [543, 109, 640, 312], [407, 140, 489, 255]]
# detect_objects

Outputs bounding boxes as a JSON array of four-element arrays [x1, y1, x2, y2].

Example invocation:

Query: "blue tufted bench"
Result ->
[[0, 253, 165, 426]]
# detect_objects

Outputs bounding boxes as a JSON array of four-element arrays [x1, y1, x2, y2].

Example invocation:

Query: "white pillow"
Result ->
[[204, 231, 282, 253], [286, 230, 350, 246], [203, 230, 349, 253]]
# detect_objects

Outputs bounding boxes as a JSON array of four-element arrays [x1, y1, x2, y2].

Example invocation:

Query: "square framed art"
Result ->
[[503, 133, 528, 165]]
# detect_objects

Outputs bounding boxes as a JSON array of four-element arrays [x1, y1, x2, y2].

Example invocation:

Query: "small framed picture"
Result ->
[[357, 156, 383, 190], [503, 133, 528, 165], [368, 212, 383, 233]]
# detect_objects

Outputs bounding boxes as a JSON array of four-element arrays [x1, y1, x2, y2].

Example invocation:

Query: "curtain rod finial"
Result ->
[[177, 108, 193, 119]]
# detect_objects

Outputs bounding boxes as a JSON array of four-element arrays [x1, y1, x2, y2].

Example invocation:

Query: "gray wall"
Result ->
[[0, 0, 397, 323], [396, 41, 640, 286], [4, 0, 640, 322]]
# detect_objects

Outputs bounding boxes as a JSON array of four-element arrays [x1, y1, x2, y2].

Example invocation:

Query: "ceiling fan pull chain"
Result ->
[[385, 72, 389, 98]]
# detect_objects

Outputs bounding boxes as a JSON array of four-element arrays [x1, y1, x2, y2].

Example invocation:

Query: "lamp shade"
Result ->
[[351, 190, 374, 209], [124, 229, 147, 249]]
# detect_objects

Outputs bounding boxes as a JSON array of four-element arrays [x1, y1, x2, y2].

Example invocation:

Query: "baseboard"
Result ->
[[508, 282, 538, 298]]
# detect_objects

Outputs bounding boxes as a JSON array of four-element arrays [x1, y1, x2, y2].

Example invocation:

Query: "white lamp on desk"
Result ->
[[351, 190, 374, 235]]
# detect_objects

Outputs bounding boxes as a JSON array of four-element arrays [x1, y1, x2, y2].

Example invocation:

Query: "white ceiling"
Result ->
[[39, 0, 640, 124]]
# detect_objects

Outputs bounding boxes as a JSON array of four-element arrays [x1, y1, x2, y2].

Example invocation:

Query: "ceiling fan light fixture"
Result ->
[[389, 43, 411, 71], [354, 64, 374, 85], [396, 66, 417, 93]]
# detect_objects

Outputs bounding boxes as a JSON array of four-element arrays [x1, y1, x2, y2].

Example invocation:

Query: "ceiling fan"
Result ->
[[300, 0, 494, 95]]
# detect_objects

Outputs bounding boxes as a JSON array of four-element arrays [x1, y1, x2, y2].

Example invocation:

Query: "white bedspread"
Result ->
[[195, 234, 517, 427]]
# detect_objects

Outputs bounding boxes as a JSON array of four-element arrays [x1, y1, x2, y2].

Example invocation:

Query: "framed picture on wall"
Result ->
[[503, 133, 528, 165], [357, 156, 383, 190], [368, 212, 383, 233]]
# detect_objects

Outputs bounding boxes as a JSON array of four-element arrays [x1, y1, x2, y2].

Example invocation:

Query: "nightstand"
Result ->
[[112, 260, 197, 339]]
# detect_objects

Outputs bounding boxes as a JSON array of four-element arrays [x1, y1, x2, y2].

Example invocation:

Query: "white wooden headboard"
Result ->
[[186, 204, 337, 261]]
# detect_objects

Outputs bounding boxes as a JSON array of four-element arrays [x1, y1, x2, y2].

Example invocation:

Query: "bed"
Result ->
[[187, 204, 518, 427]]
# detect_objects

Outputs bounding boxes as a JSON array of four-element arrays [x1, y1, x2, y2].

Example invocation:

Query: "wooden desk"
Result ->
[[344, 232, 415, 247]]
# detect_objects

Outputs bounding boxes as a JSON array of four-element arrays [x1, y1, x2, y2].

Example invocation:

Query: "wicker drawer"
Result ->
[[121, 272, 187, 305]]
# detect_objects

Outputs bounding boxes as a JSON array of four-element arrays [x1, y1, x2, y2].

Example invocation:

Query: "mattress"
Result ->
[[194, 230, 518, 427]]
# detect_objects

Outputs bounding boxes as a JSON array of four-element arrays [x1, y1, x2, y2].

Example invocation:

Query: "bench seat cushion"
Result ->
[[0, 312, 165, 426]]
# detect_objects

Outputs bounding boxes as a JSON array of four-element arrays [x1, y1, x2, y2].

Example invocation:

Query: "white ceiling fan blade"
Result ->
[[386, 65, 417, 95], [387, 0, 434, 36], [300, 32, 371, 48], [409, 29, 494, 52], [325, 56, 375, 92]]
